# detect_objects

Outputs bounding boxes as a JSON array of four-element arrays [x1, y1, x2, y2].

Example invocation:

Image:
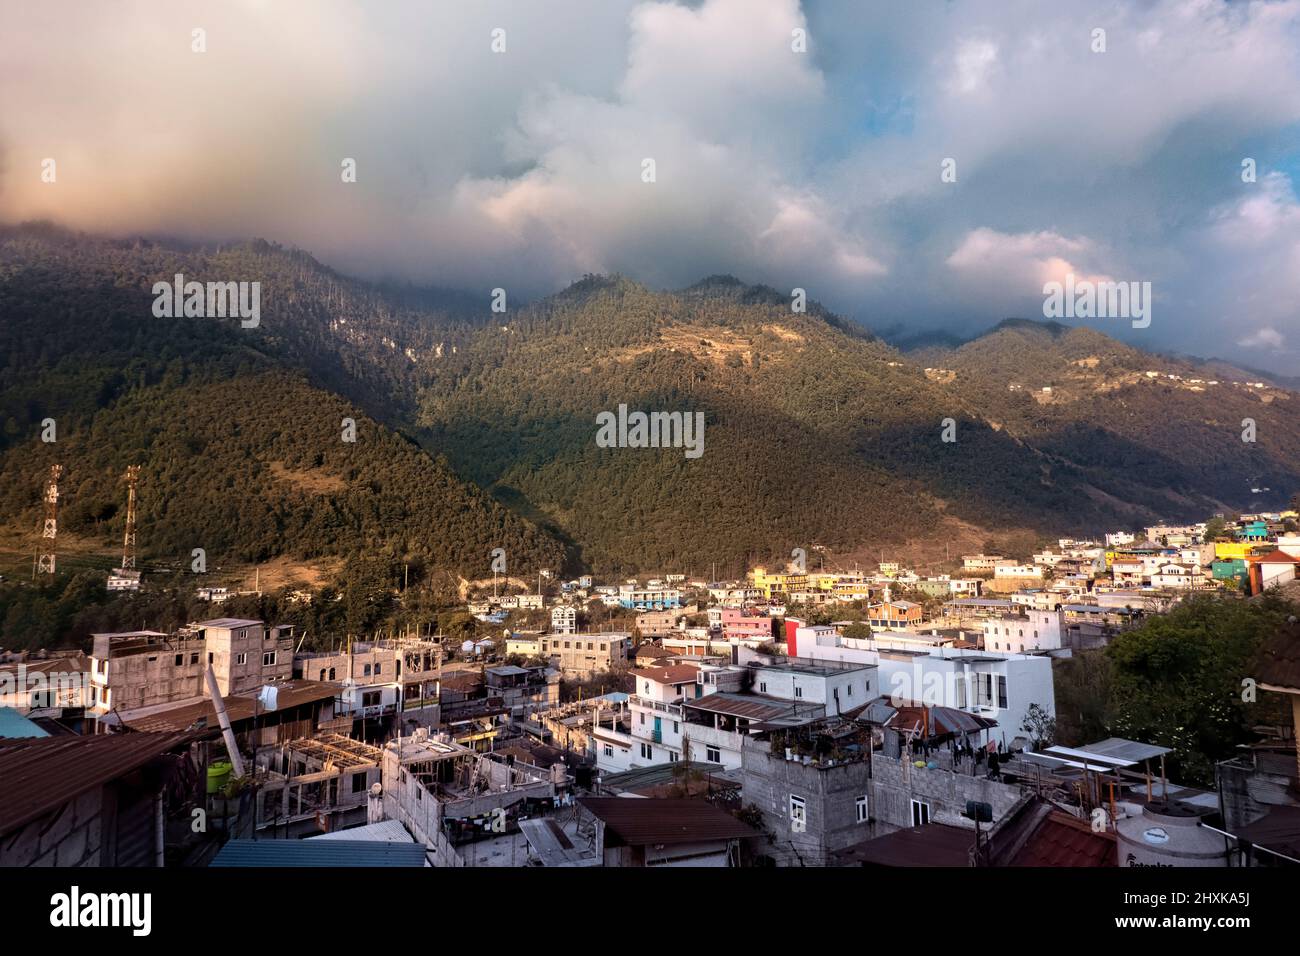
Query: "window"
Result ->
[[190, 653, 199, 665], [587, 642, 594, 651], [319, 669, 326, 681], [706, 746, 720, 763], [174, 654, 183, 666], [997, 675, 1008, 710], [668, 752, 679, 763], [640, 712, 646, 725], [790, 795, 807, 831], [847, 683, 853, 697], [261, 651, 275, 667], [328, 667, 336, 680], [673, 721, 679, 733], [911, 799, 931, 827], [640, 743, 653, 759], [603, 744, 613, 758], [856, 796, 869, 823], [208, 653, 214, 664], [794, 686, 803, 699], [236, 652, 248, 666], [759, 681, 767, 693], [362, 690, 381, 708], [351, 772, 366, 794]]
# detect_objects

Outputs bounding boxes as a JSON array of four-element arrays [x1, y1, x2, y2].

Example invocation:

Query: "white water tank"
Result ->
[[1116, 803, 1227, 867]]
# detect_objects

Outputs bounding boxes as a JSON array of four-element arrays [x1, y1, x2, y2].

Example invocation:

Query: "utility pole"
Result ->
[[35, 464, 63, 578]]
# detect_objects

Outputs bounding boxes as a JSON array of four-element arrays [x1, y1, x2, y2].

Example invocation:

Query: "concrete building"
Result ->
[[540, 632, 631, 678], [550, 605, 577, 635], [88, 620, 294, 723], [981, 608, 1063, 654]]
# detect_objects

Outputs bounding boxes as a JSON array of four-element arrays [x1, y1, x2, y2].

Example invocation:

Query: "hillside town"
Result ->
[[3, 510, 1299, 869]]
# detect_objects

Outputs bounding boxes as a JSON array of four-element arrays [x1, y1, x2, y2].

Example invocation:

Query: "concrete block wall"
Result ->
[[0, 788, 104, 867]]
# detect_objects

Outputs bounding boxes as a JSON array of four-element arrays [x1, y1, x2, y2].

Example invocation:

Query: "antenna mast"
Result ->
[[35, 464, 63, 578], [121, 465, 141, 570]]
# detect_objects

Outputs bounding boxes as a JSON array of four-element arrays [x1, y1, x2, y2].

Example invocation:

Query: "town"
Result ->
[[3, 510, 1298, 869]]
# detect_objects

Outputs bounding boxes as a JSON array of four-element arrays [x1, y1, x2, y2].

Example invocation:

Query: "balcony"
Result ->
[[630, 695, 683, 718]]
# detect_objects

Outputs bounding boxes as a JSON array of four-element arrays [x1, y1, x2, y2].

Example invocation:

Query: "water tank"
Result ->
[[1115, 803, 1227, 867]]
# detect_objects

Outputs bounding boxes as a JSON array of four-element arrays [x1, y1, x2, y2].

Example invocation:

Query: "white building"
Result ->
[[550, 605, 577, 635], [600, 656, 874, 774], [790, 627, 1055, 749], [981, 609, 1063, 654]]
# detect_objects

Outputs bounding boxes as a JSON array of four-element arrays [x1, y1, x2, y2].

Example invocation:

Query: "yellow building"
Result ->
[[1214, 542, 1257, 561], [748, 567, 809, 599]]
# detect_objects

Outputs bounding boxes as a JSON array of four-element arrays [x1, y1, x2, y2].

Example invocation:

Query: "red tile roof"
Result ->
[[1010, 811, 1116, 866]]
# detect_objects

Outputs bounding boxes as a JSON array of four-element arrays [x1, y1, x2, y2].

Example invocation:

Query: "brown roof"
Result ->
[[1253, 620, 1300, 693], [0, 731, 197, 835], [629, 665, 698, 685], [578, 797, 755, 845], [1009, 811, 1116, 866], [836, 824, 974, 866], [123, 680, 340, 733], [635, 645, 674, 660]]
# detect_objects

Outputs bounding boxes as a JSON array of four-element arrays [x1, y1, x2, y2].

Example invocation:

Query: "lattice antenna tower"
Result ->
[[35, 464, 63, 577], [121, 465, 141, 569]]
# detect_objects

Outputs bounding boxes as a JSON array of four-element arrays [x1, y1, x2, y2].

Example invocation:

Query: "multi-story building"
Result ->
[[88, 619, 294, 722], [294, 637, 442, 730], [708, 607, 775, 643], [981, 609, 1063, 654], [550, 605, 577, 635], [603, 655, 875, 774], [540, 632, 631, 678], [618, 583, 683, 610], [789, 625, 1055, 750]]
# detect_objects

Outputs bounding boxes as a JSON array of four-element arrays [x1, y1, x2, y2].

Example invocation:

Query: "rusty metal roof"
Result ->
[[0, 731, 197, 835], [683, 692, 810, 722], [123, 680, 340, 733], [578, 797, 754, 846]]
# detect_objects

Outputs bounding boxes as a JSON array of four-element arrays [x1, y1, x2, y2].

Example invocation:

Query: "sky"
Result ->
[[2, 0, 1299, 373]]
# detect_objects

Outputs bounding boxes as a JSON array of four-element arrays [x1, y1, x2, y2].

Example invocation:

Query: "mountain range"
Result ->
[[1, 223, 1295, 581]]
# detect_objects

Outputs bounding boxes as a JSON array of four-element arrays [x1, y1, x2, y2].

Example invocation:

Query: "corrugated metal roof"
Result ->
[[1078, 737, 1173, 763], [307, 820, 415, 844], [0, 731, 197, 835], [123, 680, 339, 733], [682, 692, 805, 721], [600, 762, 730, 792], [210, 839, 428, 867], [578, 797, 755, 846], [836, 824, 973, 867]]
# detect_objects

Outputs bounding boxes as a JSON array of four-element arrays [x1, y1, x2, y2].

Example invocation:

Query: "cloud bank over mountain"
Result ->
[[2, 0, 1298, 372]]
